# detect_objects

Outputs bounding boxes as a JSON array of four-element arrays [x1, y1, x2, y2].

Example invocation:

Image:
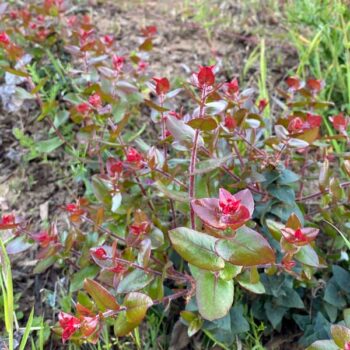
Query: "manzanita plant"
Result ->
[[1, 1, 350, 348]]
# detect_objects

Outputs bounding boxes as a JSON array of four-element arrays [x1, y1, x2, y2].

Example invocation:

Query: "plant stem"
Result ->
[[297, 181, 350, 201], [189, 87, 206, 229], [189, 129, 200, 229]]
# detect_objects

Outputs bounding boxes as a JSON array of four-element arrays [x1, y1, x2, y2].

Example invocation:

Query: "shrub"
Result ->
[[1, 1, 350, 349]]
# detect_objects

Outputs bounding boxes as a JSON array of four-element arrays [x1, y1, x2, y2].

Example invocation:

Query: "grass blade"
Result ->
[[19, 308, 34, 350]]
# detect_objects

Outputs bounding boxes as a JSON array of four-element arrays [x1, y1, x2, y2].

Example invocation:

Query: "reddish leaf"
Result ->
[[191, 189, 254, 231], [307, 78, 324, 92], [197, 66, 215, 87], [153, 77, 170, 95]]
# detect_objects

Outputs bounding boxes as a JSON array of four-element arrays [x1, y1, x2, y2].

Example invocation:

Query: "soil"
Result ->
[[0, 1, 301, 349]]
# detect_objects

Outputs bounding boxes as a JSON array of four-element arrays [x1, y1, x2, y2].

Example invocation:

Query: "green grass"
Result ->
[[0, 239, 37, 350]]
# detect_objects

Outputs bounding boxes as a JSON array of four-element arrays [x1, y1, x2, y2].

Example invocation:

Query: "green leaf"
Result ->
[[219, 263, 242, 281], [144, 99, 169, 112], [275, 288, 304, 309], [324, 278, 347, 308], [153, 181, 188, 203], [268, 185, 295, 205], [230, 304, 250, 335], [264, 300, 288, 329], [169, 227, 225, 271], [295, 245, 320, 267], [194, 268, 234, 321], [188, 317, 203, 337], [215, 226, 275, 266], [114, 292, 152, 337], [270, 201, 304, 224], [278, 168, 300, 184], [333, 265, 350, 292], [36, 137, 64, 153], [91, 175, 112, 207], [15, 87, 36, 100], [84, 279, 119, 311], [117, 269, 154, 293], [193, 154, 233, 175], [205, 101, 228, 115], [344, 308, 350, 328], [306, 340, 338, 350], [165, 115, 204, 146], [70, 265, 99, 292], [124, 292, 153, 323], [111, 192, 122, 213], [187, 117, 218, 131], [237, 271, 266, 294], [265, 219, 283, 240], [33, 256, 58, 274], [331, 325, 350, 348], [114, 314, 138, 337]]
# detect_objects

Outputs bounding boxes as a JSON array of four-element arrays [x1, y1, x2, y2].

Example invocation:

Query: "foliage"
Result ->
[[1, 1, 350, 349]]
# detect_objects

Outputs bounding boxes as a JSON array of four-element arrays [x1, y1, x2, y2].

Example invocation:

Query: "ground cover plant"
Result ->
[[1, 1, 350, 349]]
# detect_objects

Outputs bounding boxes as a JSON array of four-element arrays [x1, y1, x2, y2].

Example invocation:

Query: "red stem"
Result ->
[[189, 87, 206, 229], [189, 129, 200, 229]]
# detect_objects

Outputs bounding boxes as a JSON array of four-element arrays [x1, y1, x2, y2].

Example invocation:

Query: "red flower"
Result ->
[[138, 60, 148, 72], [288, 117, 304, 133], [82, 15, 91, 25], [10, 11, 18, 20], [153, 77, 170, 95], [109, 263, 125, 274], [106, 158, 123, 177], [225, 78, 239, 95], [329, 113, 349, 133], [65, 203, 78, 212], [191, 188, 254, 230], [281, 255, 296, 271], [305, 113, 322, 128], [224, 115, 236, 130], [80, 316, 99, 338], [130, 222, 149, 236], [58, 312, 81, 343], [345, 342, 350, 350], [141, 25, 157, 37], [91, 247, 108, 260], [281, 227, 319, 246], [102, 35, 113, 46], [67, 16, 77, 27], [112, 55, 125, 71], [258, 99, 268, 112], [76, 103, 91, 115], [88, 93, 102, 108], [37, 29, 50, 41], [0, 32, 11, 46], [0, 214, 15, 225], [197, 65, 215, 88], [32, 230, 56, 248], [126, 148, 143, 164], [286, 76, 302, 91], [79, 29, 94, 43]]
